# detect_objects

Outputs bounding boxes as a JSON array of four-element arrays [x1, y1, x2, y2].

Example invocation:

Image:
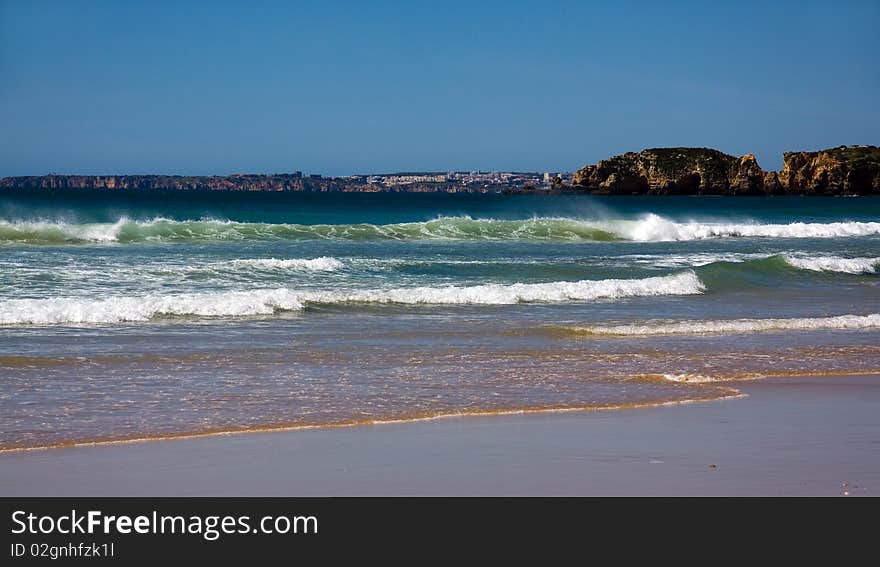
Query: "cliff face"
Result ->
[[0, 174, 314, 192], [779, 146, 880, 195], [572, 148, 765, 195], [573, 146, 880, 195]]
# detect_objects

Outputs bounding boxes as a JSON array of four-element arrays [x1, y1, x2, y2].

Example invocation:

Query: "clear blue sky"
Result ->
[[1, 0, 878, 176]]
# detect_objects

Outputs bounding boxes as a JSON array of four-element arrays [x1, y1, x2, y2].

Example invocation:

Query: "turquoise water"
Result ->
[[1, 193, 879, 449]]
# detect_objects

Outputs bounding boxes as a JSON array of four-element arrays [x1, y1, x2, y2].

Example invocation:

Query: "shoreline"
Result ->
[[0, 388, 743, 454], [5, 370, 878, 455], [2, 373, 878, 495]]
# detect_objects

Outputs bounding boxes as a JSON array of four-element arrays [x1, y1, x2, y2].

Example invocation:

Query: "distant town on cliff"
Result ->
[[2, 145, 878, 195]]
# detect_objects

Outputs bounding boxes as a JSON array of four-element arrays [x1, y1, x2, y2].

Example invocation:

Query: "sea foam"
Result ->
[[570, 313, 880, 336], [660, 373, 718, 383], [0, 289, 308, 325], [228, 257, 344, 271], [0, 272, 703, 325]]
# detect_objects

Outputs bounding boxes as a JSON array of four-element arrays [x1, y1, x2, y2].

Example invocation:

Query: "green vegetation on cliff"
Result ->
[[643, 147, 734, 178]]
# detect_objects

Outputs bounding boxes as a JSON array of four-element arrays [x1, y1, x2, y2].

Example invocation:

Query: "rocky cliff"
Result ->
[[0, 174, 316, 192], [778, 146, 880, 195], [572, 148, 766, 195], [573, 146, 879, 195]]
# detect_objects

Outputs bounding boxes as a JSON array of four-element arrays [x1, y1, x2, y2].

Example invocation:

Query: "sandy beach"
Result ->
[[1, 373, 877, 496]]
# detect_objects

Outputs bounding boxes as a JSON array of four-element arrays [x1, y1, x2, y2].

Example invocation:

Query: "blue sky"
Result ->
[[1, 0, 878, 175]]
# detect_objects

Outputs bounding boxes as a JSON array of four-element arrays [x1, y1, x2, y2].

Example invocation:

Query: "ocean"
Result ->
[[1, 192, 878, 450]]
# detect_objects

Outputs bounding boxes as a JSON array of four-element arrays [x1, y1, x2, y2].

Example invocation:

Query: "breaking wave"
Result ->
[[0, 272, 703, 325], [564, 313, 880, 336], [782, 255, 879, 274], [0, 216, 619, 243], [2, 214, 880, 244], [687, 255, 878, 290], [606, 213, 880, 241], [0, 218, 129, 243]]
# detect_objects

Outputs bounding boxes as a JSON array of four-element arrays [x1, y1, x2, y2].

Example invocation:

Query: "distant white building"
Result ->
[[381, 174, 446, 186]]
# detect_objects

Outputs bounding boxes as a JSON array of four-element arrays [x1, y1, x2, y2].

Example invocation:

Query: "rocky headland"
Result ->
[[571, 145, 880, 195]]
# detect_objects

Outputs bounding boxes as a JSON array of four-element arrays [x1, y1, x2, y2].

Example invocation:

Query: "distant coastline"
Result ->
[[2, 145, 878, 196], [0, 171, 551, 195]]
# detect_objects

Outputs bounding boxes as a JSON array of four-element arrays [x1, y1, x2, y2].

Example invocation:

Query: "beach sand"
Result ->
[[1, 373, 878, 496]]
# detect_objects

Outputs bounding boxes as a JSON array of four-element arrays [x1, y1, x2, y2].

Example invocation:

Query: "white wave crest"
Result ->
[[619, 252, 879, 273], [3, 214, 880, 243], [606, 214, 880, 242], [229, 257, 344, 271], [783, 255, 879, 274], [0, 272, 703, 325], [620, 252, 769, 268], [0, 217, 129, 242], [0, 289, 307, 325], [309, 271, 703, 306], [660, 373, 718, 383], [574, 313, 880, 336]]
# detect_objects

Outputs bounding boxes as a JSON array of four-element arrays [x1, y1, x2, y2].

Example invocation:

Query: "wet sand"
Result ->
[[1, 374, 878, 496]]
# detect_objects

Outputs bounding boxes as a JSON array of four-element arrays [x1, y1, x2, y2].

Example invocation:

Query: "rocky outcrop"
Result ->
[[763, 171, 784, 195], [573, 146, 880, 195], [572, 148, 766, 195], [729, 154, 766, 194], [778, 146, 880, 195]]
